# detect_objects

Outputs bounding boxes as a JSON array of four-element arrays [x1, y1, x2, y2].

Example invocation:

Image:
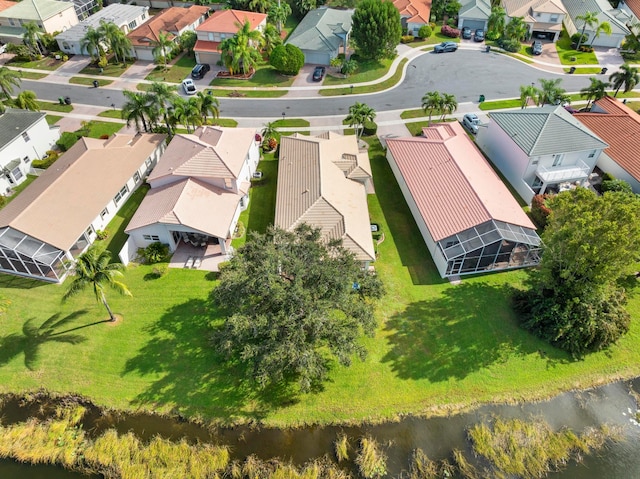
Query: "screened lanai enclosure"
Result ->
[[437, 220, 541, 277]]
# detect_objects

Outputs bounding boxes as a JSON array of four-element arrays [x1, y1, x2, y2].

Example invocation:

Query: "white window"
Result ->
[[552, 154, 563, 167], [128, 20, 137, 29], [85, 225, 94, 237], [550, 14, 559, 22], [133, 171, 141, 183], [145, 157, 152, 167], [12, 167, 22, 181], [23, 156, 30, 164], [143, 234, 160, 241], [588, 151, 596, 158], [8, 19, 14, 26], [21, 131, 30, 142], [114, 184, 129, 205], [220, 33, 226, 39], [208, 32, 214, 41]]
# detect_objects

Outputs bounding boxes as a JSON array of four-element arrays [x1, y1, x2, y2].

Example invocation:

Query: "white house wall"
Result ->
[[42, 7, 80, 34], [597, 152, 640, 193], [522, 149, 599, 185]]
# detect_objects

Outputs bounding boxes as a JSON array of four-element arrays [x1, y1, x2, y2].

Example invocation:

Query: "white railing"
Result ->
[[536, 159, 591, 183]]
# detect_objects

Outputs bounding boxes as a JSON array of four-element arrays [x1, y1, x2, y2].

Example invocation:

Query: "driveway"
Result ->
[[285, 64, 324, 97]]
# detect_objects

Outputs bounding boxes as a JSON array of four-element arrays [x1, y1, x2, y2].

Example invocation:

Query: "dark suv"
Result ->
[[191, 63, 210, 80]]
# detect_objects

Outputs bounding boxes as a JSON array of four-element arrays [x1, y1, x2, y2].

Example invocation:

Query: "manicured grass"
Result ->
[[210, 64, 294, 88], [564, 67, 602, 74], [7, 56, 65, 71], [18, 71, 47, 80], [4, 175, 37, 206], [493, 50, 535, 64], [45, 114, 62, 125], [555, 30, 598, 65], [322, 57, 394, 86], [99, 185, 149, 260], [77, 121, 124, 138], [272, 118, 309, 128], [405, 120, 430, 136], [479, 98, 520, 110], [79, 59, 133, 77], [69, 77, 114, 87], [412, 26, 461, 47], [145, 54, 196, 83], [206, 88, 287, 98], [320, 59, 407, 96], [206, 118, 238, 127], [36, 100, 73, 113], [97, 109, 123, 119]]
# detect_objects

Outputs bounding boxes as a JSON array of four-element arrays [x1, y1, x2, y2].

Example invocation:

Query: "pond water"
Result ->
[[1, 378, 639, 478]]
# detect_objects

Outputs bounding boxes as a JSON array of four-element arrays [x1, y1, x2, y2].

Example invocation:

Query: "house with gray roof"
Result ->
[[0, 108, 59, 194], [458, 0, 490, 33], [475, 105, 608, 203], [502, 0, 567, 41], [562, 0, 630, 47], [285, 7, 353, 65], [0, 0, 78, 44], [56, 4, 149, 55]]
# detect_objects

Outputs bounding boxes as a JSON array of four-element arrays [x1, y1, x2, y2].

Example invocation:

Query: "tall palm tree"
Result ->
[[610, 63, 640, 97], [0, 67, 21, 100], [440, 93, 457, 120], [537, 78, 566, 106], [230, 20, 264, 75], [146, 82, 178, 136], [171, 97, 202, 133], [268, 0, 291, 32], [580, 77, 610, 109], [121, 90, 151, 132], [262, 120, 278, 140], [219, 37, 238, 74], [421, 91, 443, 125], [151, 31, 175, 70], [14, 90, 39, 111], [249, 0, 270, 13], [22, 21, 42, 58], [519, 84, 539, 108], [99, 21, 131, 65], [262, 23, 282, 56], [345, 101, 376, 139], [487, 6, 506, 39], [195, 91, 220, 124], [504, 16, 528, 41], [575, 11, 599, 50], [62, 245, 132, 322], [589, 21, 612, 47], [80, 26, 103, 63]]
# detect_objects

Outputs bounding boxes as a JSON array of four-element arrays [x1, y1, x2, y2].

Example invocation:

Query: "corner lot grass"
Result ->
[[555, 30, 598, 65], [79, 59, 134, 77], [210, 63, 294, 88], [2, 140, 640, 426], [322, 57, 394, 86], [145, 54, 196, 83], [7, 56, 65, 71]]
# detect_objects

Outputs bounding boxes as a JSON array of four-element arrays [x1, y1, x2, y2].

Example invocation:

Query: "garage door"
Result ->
[[134, 48, 155, 62], [303, 50, 330, 66], [592, 34, 623, 48], [462, 19, 485, 31], [195, 51, 220, 66]]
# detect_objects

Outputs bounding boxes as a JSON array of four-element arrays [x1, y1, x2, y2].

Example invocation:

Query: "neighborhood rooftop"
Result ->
[[56, 4, 148, 43], [0, 108, 47, 152], [392, 0, 432, 23], [285, 8, 353, 53], [0, 0, 72, 20], [127, 5, 209, 45]]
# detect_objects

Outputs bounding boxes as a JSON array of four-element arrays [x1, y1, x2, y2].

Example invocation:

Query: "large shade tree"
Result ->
[[211, 224, 384, 392], [514, 188, 640, 357], [63, 245, 132, 322], [351, 0, 401, 60]]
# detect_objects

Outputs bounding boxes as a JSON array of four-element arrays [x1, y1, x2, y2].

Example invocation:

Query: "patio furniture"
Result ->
[[193, 257, 202, 269], [184, 256, 194, 268]]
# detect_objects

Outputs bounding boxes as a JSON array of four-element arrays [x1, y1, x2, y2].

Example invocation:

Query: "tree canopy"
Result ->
[[514, 188, 640, 356], [211, 224, 384, 392], [269, 43, 304, 75], [351, 0, 401, 60]]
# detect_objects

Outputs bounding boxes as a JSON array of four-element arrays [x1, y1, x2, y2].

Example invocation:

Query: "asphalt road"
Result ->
[[21, 50, 596, 118]]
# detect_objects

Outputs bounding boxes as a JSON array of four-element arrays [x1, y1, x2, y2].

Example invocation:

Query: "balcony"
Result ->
[[536, 159, 591, 183]]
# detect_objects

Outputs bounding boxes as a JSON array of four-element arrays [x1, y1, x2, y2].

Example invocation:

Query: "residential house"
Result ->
[[56, 4, 149, 55], [0, 108, 60, 193], [128, 5, 209, 61], [0, 0, 78, 44], [65, 0, 101, 21], [562, 0, 630, 48], [619, 0, 640, 26], [392, 0, 431, 36], [194, 9, 266, 66], [285, 7, 352, 65], [275, 132, 375, 268], [475, 104, 608, 204], [0, 133, 167, 283], [502, 0, 567, 41], [386, 122, 541, 279], [125, 126, 260, 269], [458, 0, 490, 33], [575, 96, 640, 192]]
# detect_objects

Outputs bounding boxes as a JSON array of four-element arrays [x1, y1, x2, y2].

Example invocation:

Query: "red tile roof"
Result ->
[[622, 0, 640, 17], [392, 0, 432, 23], [0, 0, 17, 13], [574, 96, 640, 183], [386, 122, 535, 241], [196, 9, 267, 34], [194, 39, 221, 53], [127, 6, 209, 46]]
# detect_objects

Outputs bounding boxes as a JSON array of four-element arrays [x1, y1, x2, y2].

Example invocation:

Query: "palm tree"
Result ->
[[231, 20, 264, 75], [610, 63, 640, 97], [440, 93, 457, 121], [151, 31, 175, 70], [580, 77, 610, 109], [121, 90, 151, 132], [249, 0, 270, 13], [487, 6, 506, 39], [99, 21, 131, 65], [421, 91, 443, 125], [295, 0, 316, 17], [504, 16, 528, 41], [575, 11, 599, 50], [268, 0, 291, 32], [262, 23, 282, 56], [146, 82, 178, 136], [171, 97, 202, 133], [345, 102, 376, 139], [262, 120, 279, 140], [14, 90, 39, 111], [589, 21, 612, 47], [341, 59, 358, 77], [519, 84, 539, 108], [80, 26, 103, 63], [22, 21, 42, 58], [195, 91, 220, 124], [0, 67, 21, 100], [537, 78, 566, 106], [219, 37, 238, 74], [63, 245, 131, 322]]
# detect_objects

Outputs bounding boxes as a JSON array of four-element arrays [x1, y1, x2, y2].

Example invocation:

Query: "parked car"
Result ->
[[474, 29, 485, 42], [191, 63, 210, 80], [462, 113, 480, 134], [531, 40, 543, 55], [434, 42, 458, 53], [182, 78, 197, 95], [461, 27, 472, 39], [312, 66, 326, 82]]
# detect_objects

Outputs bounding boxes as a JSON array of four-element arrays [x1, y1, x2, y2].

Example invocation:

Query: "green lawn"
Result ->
[[79, 59, 133, 77], [36, 101, 73, 113], [322, 57, 394, 86], [479, 98, 521, 110], [19, 71, 47, 80], [7, 56, 65, 71], [412, 26, 462, 47], [99, 185, 149, 260], [555, 30, 599, 65], [98, 109, 123, 119], [4, 175, 37, 206], [320, 59, 407, 96], [272, 118, 309, 128], [77, 121, 125, 138], [145, 54, 196, 83], [45, 115, 62, 125], [210, 64, 294, 88], [69, 77, 114, 87], [206, 89, 287, 98]]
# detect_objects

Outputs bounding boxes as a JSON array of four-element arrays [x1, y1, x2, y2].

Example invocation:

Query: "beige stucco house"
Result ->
[[0, 0, 78, 44]]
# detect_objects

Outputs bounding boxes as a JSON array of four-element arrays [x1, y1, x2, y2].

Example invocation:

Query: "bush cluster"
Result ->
[[56, 132, 79, 152], [363, 120, 377, 136], [418, 25, 432, 39], [31, 150, 59, 169], [530, 194, 551, 229], [441, 25, 460, 38], [500, 38, 521, 52], [139, 242, 170, 264], [400, 35, 415, 43], [270, 44, 305, 75], [570, 33, 588, 45]]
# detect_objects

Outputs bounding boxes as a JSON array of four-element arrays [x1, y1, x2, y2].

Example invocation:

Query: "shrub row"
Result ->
[[441, 25, 460, 38]]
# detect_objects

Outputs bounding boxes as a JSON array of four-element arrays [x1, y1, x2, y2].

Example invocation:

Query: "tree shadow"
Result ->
[[381, 282, 570, 382], [121, 299, 297, 423], [0, 275, 48, 289], [0, 310, 89, 370]]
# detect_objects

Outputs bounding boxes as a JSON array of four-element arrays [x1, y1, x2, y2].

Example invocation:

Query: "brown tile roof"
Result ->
[[275, 132, 375, 262], [385, 122, 535, 242], [125, 177, 244, 238], [0, 133, 166, 251], [147, 126, 256, 184], [196, 9, 267, 34], [0, 0, 17, 13], [127, 5, 209, 46], [574, 96, 640, 183], [622, 0, 640, 17], [392, 0, 431, 23], [194, 39, 221, 53]]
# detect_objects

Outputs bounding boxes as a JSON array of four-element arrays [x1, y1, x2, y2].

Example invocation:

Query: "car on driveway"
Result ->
[[434, 41, 458, 53], [531, 40, 543, 55], [461, 27, 472, 39], [191, 63, 210, 80], [474, 29, 485, 42], [312, 66, 326, 82], [182, 78, 197, 95], [462, 113, 480, 134]]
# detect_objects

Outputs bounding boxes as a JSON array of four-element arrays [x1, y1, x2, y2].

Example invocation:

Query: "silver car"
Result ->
[[462, 113, 480, 134], [182, 78, 197, 95]]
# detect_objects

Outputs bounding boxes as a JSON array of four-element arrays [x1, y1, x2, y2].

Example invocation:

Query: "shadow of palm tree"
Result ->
[[0, 311, 90, 370]]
